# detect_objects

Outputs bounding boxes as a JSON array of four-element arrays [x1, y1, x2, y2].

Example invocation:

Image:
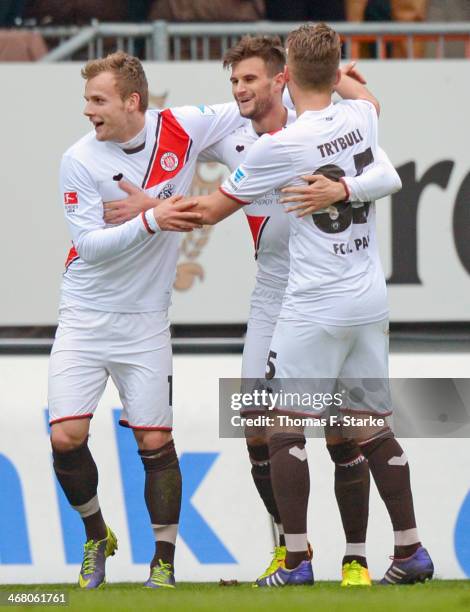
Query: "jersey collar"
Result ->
[[297, 102, 336, 120]]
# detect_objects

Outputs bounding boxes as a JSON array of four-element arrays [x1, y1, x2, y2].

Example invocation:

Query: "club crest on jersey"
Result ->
[[158, 183, 176, 199], [64, 191, 78, 214], [160, 151, 179, 172]]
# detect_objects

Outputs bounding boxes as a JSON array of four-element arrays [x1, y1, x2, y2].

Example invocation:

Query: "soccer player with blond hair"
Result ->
[[49, 51, 251, 589]]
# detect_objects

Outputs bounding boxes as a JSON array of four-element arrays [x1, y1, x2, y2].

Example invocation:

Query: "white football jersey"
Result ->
[[60, 103, 243, 312], [199, 108, 296, 292], [221, 99, 389, 326]]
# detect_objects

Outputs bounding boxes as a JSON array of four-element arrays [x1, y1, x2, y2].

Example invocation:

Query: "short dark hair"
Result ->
[[81, 51, 148, 112], [286, 23, 341, 91], [223, 35, 286, 76]]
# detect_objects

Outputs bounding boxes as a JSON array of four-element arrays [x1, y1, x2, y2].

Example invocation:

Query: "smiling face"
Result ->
[[84, 71, 141, 143], [230, 56, 284, 122]]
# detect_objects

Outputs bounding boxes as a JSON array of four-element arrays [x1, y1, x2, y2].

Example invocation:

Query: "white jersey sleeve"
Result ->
[[172, 102, 244, 155], [342, 98, 379, 157], [197, 139, 226, 164], [220, 133, 296, 204], [343, 147, 402, 202], [60, 155, 156, 265]]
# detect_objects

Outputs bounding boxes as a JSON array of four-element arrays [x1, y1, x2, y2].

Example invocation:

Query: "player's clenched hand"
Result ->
[[103, 180, 154, 224], [152, 196, 203, 232], [340, 61, 366, 85], [281, 175, 348, 217]]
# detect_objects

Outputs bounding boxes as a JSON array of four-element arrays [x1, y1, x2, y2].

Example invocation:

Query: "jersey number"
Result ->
[[168, 375, 173, 407], [265, 350, 277, 380], [311, 147, 374, 234]]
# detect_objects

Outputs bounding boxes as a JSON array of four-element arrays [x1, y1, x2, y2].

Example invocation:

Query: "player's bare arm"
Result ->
[[162, 190, 239, 226], [103, 180, 202, 231], [340, 61, 367, 86], [189, 191, 241, 225]]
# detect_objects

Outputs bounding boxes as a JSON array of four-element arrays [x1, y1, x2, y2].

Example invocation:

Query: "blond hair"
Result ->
[[286, 23, 341, 91], [81, 51, 148, 111]]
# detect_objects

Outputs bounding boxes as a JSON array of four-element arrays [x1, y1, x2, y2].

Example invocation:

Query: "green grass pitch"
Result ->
[[1, 581, 469, 612]]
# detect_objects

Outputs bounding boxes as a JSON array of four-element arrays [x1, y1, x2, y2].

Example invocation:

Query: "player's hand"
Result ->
[[281, 175, 348, 217], [103, 180, 154, 224], [153, 196, 203, 232], [340, 61, 366, 85]]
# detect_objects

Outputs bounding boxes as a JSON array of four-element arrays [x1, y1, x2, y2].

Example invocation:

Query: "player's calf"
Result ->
[[139, 438, 181, 587], [246, 440, 285, 545], [52, 436, 107, 542], [326, 438, 370, 575], [51, 433, 116, 589], [359, 427, 434, 583], [268, 431, 310, 570]]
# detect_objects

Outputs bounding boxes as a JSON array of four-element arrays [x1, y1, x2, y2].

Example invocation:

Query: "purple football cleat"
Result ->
[[255, 559, 314, 587], [78, 526, 118, 589], [380, 547, 434, 585], [143, 560, 176, 589]]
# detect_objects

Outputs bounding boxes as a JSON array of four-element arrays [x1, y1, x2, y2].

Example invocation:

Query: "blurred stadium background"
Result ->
[[1, 0, 470, 588]]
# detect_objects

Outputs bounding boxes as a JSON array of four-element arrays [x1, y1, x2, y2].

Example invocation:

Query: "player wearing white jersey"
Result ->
[[176, 25, 434, 587], [48, 52, 246, 590], [103, 36, 405, 587]]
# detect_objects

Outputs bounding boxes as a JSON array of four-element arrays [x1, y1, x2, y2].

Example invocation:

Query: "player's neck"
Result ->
[[291, 90, 333, 116], [251, 104, 287, 136], [116, 114, 146, 145]]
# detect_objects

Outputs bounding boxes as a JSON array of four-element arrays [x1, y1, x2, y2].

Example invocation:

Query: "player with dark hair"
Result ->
[[103, 35, 405, 586], [207, 23, 434, 588]]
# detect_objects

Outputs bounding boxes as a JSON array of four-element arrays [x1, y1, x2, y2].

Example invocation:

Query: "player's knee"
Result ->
[[244, 425, 268, 446], [244, 420, 267, 446], [269, 432, 306, 459], [245, 433, 267, 447], [135, 429, 172, 451], [139, 439, 179, 472], [359, 427, 394, 458], [50, 423, 88, 452], [326, 438, 362, 465]]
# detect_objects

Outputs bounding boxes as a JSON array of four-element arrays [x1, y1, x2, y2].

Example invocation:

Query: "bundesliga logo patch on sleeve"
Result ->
[[64, 192, 78, 214]]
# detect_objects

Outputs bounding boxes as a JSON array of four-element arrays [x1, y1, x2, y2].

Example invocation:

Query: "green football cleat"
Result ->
[[341, 560, 372, 587], [144, 560, 176, 589], [253, 546, 287, 587], [78, 526, 118, 589]]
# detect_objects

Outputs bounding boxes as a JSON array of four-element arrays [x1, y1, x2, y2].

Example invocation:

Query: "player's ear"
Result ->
[[126, 92, 141, 112], [274, 70, 286, 91], [333, 68, 341, 87], [284, 65, 290, 83]]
